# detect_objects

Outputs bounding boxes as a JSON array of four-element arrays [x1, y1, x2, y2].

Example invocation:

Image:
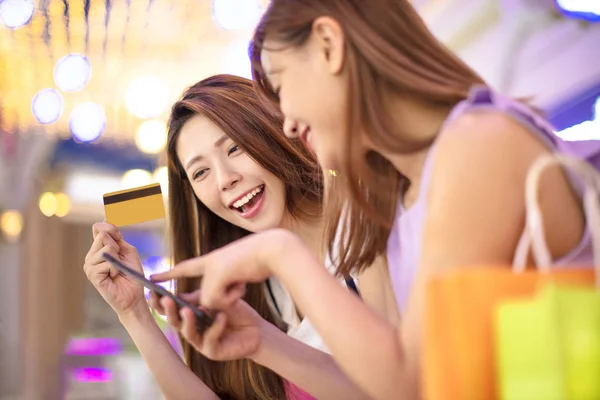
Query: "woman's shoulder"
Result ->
[[440, 87, 557, 154], [434, 104, 552, 177], [424, 93, 589, 271]]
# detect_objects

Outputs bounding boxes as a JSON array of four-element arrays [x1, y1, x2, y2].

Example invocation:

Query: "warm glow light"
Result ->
[[135, 120, 167, 154], [31, 88, 63, 124], [54, 192, 71, 218], [211, 0, 263, 30], [0, 210, 24, 241], [125, 76, 168, 119], [69, 102, 106, 142], [64, 171, 122, 206], [0, 0, 35, 29], [121, 169, 152, 189], [222, 38, 252, 79], [153, 166, 169, 194], [39, 192, 58, 217], [54, 54, 92, 92]]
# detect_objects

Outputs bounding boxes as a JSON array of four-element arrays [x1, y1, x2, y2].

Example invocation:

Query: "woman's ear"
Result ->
[[311, 16, 346, 75]]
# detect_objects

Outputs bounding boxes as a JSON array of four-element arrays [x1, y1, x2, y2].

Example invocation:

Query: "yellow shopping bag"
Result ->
[[496, 283, 600, 400]]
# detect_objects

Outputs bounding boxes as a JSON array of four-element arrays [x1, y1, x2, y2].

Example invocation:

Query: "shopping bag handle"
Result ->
[[513, 153, 600, 286]]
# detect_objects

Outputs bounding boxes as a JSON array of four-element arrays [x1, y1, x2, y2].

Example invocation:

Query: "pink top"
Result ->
[[285, 381, 317, 400], [386, 85, 600, 314]]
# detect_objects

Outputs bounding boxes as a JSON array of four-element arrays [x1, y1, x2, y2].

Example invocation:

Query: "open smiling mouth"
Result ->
[[230, 185, 265, 217]]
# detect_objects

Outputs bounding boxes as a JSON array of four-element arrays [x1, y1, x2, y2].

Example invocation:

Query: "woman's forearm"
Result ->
[[251, 321, 371, 400], [268, 234, 407, 400], [119, 307, 220, 400]]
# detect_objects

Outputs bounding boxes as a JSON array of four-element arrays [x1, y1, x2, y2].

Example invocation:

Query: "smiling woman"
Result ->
[[165, 74, 324, 399], [174, 111, 291, 232], [83, 74, 372, 400]]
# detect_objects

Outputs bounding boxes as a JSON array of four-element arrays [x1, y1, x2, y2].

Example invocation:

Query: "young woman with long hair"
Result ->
[[153, 2, 600, 399], [83, 74, 389, 399]]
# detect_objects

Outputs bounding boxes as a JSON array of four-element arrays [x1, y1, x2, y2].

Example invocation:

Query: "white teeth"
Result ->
[[232, 186, 263, 209]]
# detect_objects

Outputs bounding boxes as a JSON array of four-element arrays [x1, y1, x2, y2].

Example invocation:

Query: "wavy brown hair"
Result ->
[[250, 0, 485, 276], [166, 74, 323, 399]]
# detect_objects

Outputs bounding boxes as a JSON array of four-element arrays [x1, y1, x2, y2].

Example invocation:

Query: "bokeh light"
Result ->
[[142, 256, 172, 304], [222, 38, 252, 79], [54, 192, 71, 218], [555, 96, 600, 141], [31, 88, 63, 124], [556, 0, 600, 21], [0, 210, 24, 241], [125, 75, 168, 119], [211, 0, 263, 30], [72, 367, 113, 383], [0, 0, 35, 29], [69, 102, 106, 143], [135, 120, 167, 154], [153, 166, 169, 195], [121, 169, 152, 189], [39, 192, 58, 217], [54, 54, 92, 92]]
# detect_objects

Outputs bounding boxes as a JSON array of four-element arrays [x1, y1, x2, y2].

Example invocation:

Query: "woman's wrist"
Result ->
[[118, 301, 155, 327]]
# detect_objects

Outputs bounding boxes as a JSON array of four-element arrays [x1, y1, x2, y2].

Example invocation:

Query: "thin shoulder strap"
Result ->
[[450, 86, 600, 181], [413, 86, 560, 205], [265, 279, 282, 316], [345, 276, 361, 297], [444, 85, 558, 148]]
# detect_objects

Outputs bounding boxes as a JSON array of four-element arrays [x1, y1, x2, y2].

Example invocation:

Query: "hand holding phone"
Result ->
[[103, 253, 214, 332]]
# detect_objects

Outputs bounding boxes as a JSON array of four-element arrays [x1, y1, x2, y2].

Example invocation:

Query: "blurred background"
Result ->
[[0, 0, 598, 399]]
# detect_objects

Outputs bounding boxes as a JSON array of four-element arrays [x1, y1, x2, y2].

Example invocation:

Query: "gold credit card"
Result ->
[[103, 183, 165, 227]]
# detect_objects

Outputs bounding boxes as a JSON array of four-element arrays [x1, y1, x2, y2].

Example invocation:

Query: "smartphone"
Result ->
[[103, 253, 214, 332]]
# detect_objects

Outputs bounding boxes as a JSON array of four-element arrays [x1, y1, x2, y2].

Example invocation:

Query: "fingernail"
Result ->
[[179, 309, 186, 319]]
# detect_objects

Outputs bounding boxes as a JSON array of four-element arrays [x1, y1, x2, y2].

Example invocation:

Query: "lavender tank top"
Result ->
[[386, 85, 600, 314]]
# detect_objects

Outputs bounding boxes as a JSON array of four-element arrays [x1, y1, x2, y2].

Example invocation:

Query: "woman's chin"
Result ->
[[239, 217, 278, 234]]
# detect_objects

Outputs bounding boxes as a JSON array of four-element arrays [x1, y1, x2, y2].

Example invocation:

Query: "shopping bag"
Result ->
[[496, 283, 600, 400], [422, 153, 600, 400]]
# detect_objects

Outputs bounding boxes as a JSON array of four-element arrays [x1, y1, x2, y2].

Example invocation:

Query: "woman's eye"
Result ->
[[192, 169, 207, 180], [228, 144, 241, 156]]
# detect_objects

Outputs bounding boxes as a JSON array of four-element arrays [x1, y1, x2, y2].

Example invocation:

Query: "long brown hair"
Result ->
[[166, 74, 323, 399], [250, 0, 485, 276]]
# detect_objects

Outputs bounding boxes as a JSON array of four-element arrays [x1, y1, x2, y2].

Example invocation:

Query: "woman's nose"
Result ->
[[283, 117, 300, 138], [217, 168, 242, 192]]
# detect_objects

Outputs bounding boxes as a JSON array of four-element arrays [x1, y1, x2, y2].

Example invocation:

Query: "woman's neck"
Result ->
[[372, 94, 452, 207]]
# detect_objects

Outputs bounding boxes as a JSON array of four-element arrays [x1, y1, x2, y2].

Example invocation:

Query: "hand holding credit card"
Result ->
[[102, 253, 214, 332], [103, 183, 165, 227]]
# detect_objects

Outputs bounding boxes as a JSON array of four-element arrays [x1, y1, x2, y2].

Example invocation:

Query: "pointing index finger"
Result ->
[[150, 258, 205, 282]]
